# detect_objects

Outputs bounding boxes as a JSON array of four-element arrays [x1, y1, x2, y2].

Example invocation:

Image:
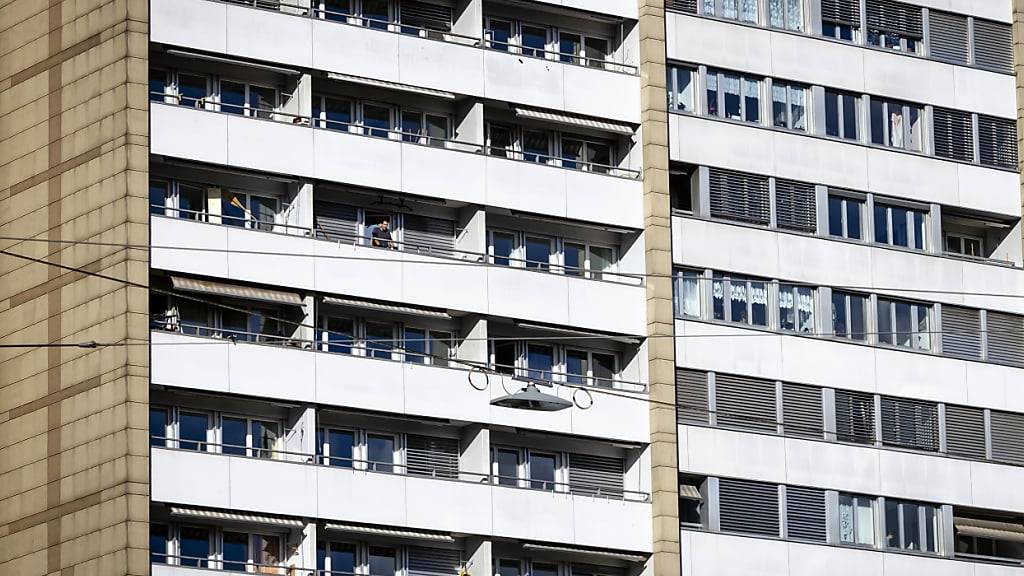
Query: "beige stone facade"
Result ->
[[0, 0, 149, 574]]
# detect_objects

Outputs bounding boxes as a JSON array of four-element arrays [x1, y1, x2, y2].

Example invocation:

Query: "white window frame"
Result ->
[[870, 99, 925, 152], [362, 430, 402, 473], [313, 94, 355, 131], [319, 426, 357, 467], [706, 69, 763, 124], [558, 134, 616, 173], [768, 0, 804, 31], [770, 80, 808, 132], [873, 201, 928, 250], [218, 414, 281, 459], [831, 290, 869, 341], [220, 190, 280, 230], [214, 78, 278, 119], [667, 65, 698, 113], [173, 408, 214, 452], [883, 499, 941, 553], [172, 524, 215, 567], [701, 0, 760, 24], [171, 70, 212, 109], [823, 89, 861, 141], [554, 29, 613, 68], [359, 100, 397, 139], [563, 347, 620, 387], [838, 493, 877, 547], [778, 282, 816, 334], [827, 193, 866, 240], [712, 273, 770, 327], [875, 298, 932, 351], [944, 232, 984, 257]]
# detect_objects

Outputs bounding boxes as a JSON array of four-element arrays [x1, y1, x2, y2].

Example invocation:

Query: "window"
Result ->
[[522, 129, 550, 163], [667, 65, 696, 112], [321, 428, 355, 467], [778, 283, 815, 333], [364, 321, 396, 359], [149, 179, 169, 216], [703, 0, 758, 24], [217, 80, 276, 118], [929, 12, 970, 65], [827, 194, 864, 240], [318, 541, 356, 576], [869, 99, 924, 152], [526, 343, 555, 381], [313, 95, 353, 130], [973, 19, 1014, 74], [708, 168, 770, 225], [821, 0, 860, 41], [493, 448, 520, 486], [718, 478, 780, 537], [318, 0, 352, 21], [824, 89, 859, 141], [768, 0, 803, 31], [221, 191, 278, 231], [403, 327, 452, 366], [880, 396, 938, 451], [566, 349, 617, 387], [561, 136, 613, 173], [531, 562, 559, 576], [497, 559, 522, 576], [520, 25, 548, 57], [977, 115, 1019, 170], [220, 416, 278, 458], [179, 526, 211, 567], [712, 274, 768, 326], [176, 73, 207, 107], [524, 236, 552, 269], [774, 178, 816, 232], [944, 233, 983, 257], [362, 102, 393, 138], [679, 479, 704, 527], [835, 390, 875, 444], [318, 315, 355, 354], [674, 269, 702, 318], [361, 0, 392, 29], [150, 524, 168, 564], [831, 291, 868, 341], [876, 298, 931, 350], [369, 547, 398, 576], [865, 0, 923, 54], [873, 202, 927, 249], [559, 32, 610, 68], [771, 81, 807, 131], [955, 513, 1024, 562], [529, 451, 558, 490], [150, 68, 168, 102], [490, 230, 517, 266], [487, 123, 515, 158], [150, 407, 168, 447], [706, 70, 761, 124], [885, 499, 940, 553], [401, 109, 449, 146], [492, 341, 517, 375], [178, 411, 209, 451], [222, 531, 249, 571], [839, 494, 876, 546], [367, 434, 396, 472]]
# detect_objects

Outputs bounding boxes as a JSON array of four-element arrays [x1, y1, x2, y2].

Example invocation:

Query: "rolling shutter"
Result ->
[[821, 0, 860, 26], [940, 305, 982, 359], [406, 435, 459, 479], [314, 200, 359, 241], [865, 0, 922, 37], [399, 0, 452, 31], [985, 311, 1024, 366], [973, 19, 1013, 73], [708, 168, 771, 225], [666, 0, 698, 13], [990, 411, 1024, 465], [407, 546, 461, 576], [569, 453, 624, 498], [677, 368, 709, 425], [928, 11, 969, 64], [880, 396, 939, 451], [774, 178, 817, 232], [782, 383, 823, 439], [403, 214, 456, 256], [835, 390, 875, 444], [932, 108, 974, 163], [718, 478, 780, 537], [977, 116, 1018, 170], [715, 374, 777, 432], [785, 486, 827, 542], [944, 405, 986, 460]]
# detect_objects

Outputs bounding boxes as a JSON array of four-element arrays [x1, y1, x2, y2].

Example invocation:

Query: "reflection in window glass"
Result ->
[[566, 349, 588, 385], [251, 420, 278, 458], [367, 435, 395, 472], [487, 19, 512, 50], [526, 344, 554, 381], [525, 237, 550, 269], [221, 417, 246, 456], [179, 412, 208, 451], [362, 104, 391, 138], [149, 407, 167, 447], [521, 26, 547, 57], [404, 327, 427, 364], [706, 73, 719, 117], [369, 547, 397, 576], [494, 449, 519, 486], [839, 494, 875, 546], [179, 526, 210, 567], [522, 130, 548, 163], [365, 321, 394, 360], [150, 524, 168, 564], [592, 352, 616, 387], [530, 452, 556, 490], [327, 429, 354, 467], [222, 531, 248, 572], [492, 232, 515, 266], [564, 243, 585, 276]]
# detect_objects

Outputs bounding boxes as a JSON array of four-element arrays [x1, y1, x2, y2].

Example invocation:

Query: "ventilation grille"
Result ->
[[718, 478, 779, 537], [880, 396, 939, 451], [940, 305, 982, 359], [835, 390, 875, 444], [665, 0, 698, 13], [990, 411, 1024, 465], [568, 453, 624, 498], [708, 168, 771, 225], [400, 0, 452, 31], [406, 435, 459, 479], [945, 405, 986, 460], [677, 368, 709, 425], [715, 374, 778, 432], [782, 383, 823, 439], [986, 311, 1024, 366], [403, 214, 456, 256], [973, 19, 1014, 73], [928, 11, 969, 64], [407, 546, 461, 576], [865, 0, 922, 36], [821, 0, 860, 25], [314, 200, 359, 241], [774, 178, 817, 233], [977, 116, 1018, 170], [932, 108, 974, 163], [786, 486, 827, 542]]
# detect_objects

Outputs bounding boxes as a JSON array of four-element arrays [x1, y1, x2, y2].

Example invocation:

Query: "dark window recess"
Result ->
[[973, 19, 1014, 73], [314, 200, 359, 241], [944, 405, 987, 460], [835, 390, 876, 444], [782, 383, 823, 439], [932, 108, 974, 163], [928, 11, 969, 64], [665, 0, 698, 13], [403, 214, 456, 256], [786, 486, 827, 542], [715, 374, 777, 432], [774, 178, 817, 232], [990, 411, 1024, 465], [400, 0, 452, 31], [407, 546, 461, 576], [676, 368, 709, 425], [406, 435, 459, 479], [940, 305, 982, 359], [821, 0, 860, 26], [718, 478, 780, 537], [866, 0, 923, 37], [568, 453, 624, 497], [985, 311, 1024, 366], [977, 116, 1018, 170], [880, 396, 939, 451], [708, 168, 771, 225]]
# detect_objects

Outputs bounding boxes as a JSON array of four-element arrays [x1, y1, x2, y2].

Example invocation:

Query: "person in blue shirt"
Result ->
[[368, 217, 396, 249]]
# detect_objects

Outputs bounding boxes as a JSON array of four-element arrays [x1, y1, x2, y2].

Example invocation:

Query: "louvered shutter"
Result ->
[[782, 383, 823, 439], [715, 374, 777, 432], [932, 108, 974, 163], [977, 116, 1018, 170], [569, 453, 624, 498], [774, 178, 817, 232], [406, 435, 459, 479], [928, 11, 969, 64], [677, 368, 709, 425], [403, 214, 456, 256], [821, 0, 860, 26], [785, 486, 827, 542], [990, 411, 1024, 465], [314, 200, 359, 241], [941, 305, 982, 359], [399, 0, 452, 31], [944, 405, 986, 459], [665, 0, 698, 13], [408, 546, 461, 576], [880, 397, 939, 451], [708, 168, 771, 225], [865, 0, 922, 37], [718, 478, 780, 537], [835, 390, 875, 444], [973, 20, 1013, 73], [985, 311, 1024, 366]]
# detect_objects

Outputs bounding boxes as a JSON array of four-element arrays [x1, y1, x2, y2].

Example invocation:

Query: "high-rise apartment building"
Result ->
[[1, 0, 1023, 576]]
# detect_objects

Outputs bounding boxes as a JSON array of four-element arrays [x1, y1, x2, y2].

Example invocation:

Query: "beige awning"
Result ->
[[679, 484, 701, 500], [168, 506, 304, 528], [326, 72, 456, 100], [520, 543, 646, 562], [514, 321, 640, 345], [512, 106, 635, 135], [170, 276, 304, 306], [955, 517, 1024, 543], [324, 522, 454, 542], [322, 296, 452, 319]]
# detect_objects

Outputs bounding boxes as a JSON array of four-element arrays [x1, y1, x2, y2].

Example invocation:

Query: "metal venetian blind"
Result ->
[[940, 305, 982, 359], [407, 546, 461, 576], [821, 0, 860, 25], [985, 311, 1024, 366], [676, 368, 709, 425], [973, 19, 1014, 73], [785, 486, 827, 542], [944, 405, 986, 460], [865, 0, 922, 36], [665, 0, 698, 13], [932, 108, 974, 163], [718, 478, 780, 537], [835, 390, 876, 444], [880, 396, 939, 451], [314, 200, 359, 241], [708, 168, 771, 226], [568, 453, 624, 498], [774, 178, 817, 233], [715, 374, 778, 432], [403, 214, 456, 256], [782, 383, 823, 439], [399, 0, 452, 31], [977, 115, 1019, 170], [406, 435, 459, 479], [990, 411, 1024, 465], [928, 11, 969, 64]]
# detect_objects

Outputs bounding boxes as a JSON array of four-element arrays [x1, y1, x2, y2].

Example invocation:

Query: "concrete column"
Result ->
[[456, 206, 487, 260], [460, 424, 491, 480], [463, 537, 492, 576]]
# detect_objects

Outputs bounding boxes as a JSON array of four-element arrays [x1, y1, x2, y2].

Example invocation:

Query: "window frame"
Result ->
[[827, 193, 865, 240], [823, 89, 861, 141], [944, 232, 984, 257], [770, 80, 808, 132], [215, 78, 278, 119], [873, 201, 928, 250], [778, 282, 816, 334], [706, 69, 763, 124], [869, 98, 925, 152], [838, 493, 877, 547], [712, 273, 770, 327], [313, 94, 355, 131], [768, 0, 804, 31], [831, 290, 869, 341], [875, 297, 932, 351], [884, 498, 941, 554], [667, 64, 698, 113]]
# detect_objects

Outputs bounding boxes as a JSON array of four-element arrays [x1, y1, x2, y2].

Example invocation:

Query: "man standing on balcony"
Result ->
[[369, 217, 396, 249]]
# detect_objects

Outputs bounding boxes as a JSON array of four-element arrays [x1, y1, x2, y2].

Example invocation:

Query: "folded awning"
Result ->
[[954, 517, 1024, 543], [324, 522, 454, 542], [170, 276, 304, 306], [322, 296, 452, 319], [168, 506, 304, 528], [512, 105, 635, 135], [514, 321, 640, 345], [520, 543, 646, 563], [679, 484, 701, 500], [327, 72, 456, 100]]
